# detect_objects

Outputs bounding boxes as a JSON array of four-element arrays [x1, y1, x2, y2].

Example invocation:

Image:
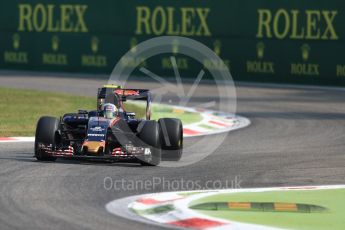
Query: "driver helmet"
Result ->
[[102, 103, 118, 119]]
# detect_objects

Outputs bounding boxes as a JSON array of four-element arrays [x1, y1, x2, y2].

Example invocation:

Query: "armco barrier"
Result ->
[[0, 0, 344, 85]]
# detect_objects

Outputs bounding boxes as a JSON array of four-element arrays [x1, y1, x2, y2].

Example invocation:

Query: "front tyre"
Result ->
[[34, 116, 59, 161], [137, 120, 161, 166]]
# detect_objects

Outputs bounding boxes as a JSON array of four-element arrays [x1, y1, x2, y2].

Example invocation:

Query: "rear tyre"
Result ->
[[35, 116, 59, 161], [158, 118, 183, 161], [138, 120, 161, 166]]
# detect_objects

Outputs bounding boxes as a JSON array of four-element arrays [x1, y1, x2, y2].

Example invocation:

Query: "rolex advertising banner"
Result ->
[[0, 0, 344, 85]]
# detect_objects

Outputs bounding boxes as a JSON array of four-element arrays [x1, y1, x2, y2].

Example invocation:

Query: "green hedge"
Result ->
[[0, 0, 345, 85]]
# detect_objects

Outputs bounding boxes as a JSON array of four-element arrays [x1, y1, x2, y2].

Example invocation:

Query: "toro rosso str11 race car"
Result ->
[[34, 85, 183, 166]]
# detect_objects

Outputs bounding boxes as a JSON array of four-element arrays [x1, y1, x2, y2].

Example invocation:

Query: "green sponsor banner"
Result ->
[[0, 0, 345, 85]]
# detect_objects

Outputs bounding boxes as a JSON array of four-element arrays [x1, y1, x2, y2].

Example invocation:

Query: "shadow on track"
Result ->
[[0, 153, 142, 167]]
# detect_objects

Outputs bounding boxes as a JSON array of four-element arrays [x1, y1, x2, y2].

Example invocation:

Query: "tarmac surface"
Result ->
[[0, 72, 344, 229]]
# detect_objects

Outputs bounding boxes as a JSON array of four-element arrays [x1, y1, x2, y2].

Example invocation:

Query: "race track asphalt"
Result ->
[[0, 72, 344, 230]]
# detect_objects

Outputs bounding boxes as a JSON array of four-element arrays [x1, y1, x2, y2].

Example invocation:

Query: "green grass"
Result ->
[[190, 189, 345, 230], [0, 87, 202, 137], [122, 102, 202, 125], [0, 87, 95, 136], [152, 105, 202, 124]]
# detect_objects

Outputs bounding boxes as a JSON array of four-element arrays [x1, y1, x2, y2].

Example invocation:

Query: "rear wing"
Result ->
[[114, 89, 151, 101], [97, 87, 152, 120]]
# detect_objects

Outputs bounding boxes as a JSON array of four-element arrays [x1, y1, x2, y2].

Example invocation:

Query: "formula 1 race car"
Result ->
[[34, 85, 183, 166]]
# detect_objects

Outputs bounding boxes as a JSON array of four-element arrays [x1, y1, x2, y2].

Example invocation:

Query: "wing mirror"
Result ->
[[126, 112, 135, 117]]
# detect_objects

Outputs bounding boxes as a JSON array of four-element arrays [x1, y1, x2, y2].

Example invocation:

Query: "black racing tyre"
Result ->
[[137, 120, 161, 166], [34, 116, 59, 161], [158, 118, 183, 161]]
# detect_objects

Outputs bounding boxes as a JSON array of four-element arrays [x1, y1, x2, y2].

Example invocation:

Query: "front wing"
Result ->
[[38, 144, 153, 162]]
